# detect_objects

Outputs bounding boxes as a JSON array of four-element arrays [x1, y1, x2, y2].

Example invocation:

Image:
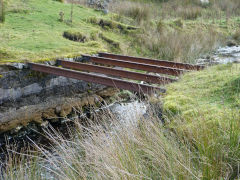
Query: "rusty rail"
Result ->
[[98, 52, 204, 70], [83, 55, 186, 76], [28, 63, 165, 94], [57, 60, 176, 85]]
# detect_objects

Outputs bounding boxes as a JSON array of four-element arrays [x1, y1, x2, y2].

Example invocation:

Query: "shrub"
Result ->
[[63, 30, 88, 42], [99, 19, 118, 29]]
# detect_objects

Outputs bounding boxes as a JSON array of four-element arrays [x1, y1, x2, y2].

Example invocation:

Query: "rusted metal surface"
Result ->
[[28, 63, 165, 94], [83, 55, 186, 76], [98, 52, 204, 70], [57, 60, 176, 85]]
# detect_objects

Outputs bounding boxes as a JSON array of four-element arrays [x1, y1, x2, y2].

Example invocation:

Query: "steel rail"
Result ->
[[28, 63, 165, 94], [83, 55, 186, 76], [98, 52, 204, 70], [57, 60, 176, 85]]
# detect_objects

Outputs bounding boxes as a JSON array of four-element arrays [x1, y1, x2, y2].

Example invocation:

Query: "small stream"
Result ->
[[197, 45, 240, 65], [0, 99, 148, 168]]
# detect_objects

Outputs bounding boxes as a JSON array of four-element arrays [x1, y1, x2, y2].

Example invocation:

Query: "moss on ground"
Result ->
[[163, 64, 240, 178]]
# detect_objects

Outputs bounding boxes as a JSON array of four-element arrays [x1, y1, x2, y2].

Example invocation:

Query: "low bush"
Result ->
[[63, 30, 88, 42]]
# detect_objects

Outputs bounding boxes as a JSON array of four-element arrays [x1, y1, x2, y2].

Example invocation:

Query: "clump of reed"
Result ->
[[0, 103, 199, 179]]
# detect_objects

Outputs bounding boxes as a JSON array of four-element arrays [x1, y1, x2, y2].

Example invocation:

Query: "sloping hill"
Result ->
[[1, 0, 240, 65], [0, 0, 132, 64]]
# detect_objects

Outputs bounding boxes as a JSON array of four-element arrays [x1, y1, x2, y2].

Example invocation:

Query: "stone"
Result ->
[[55, 106, 62, 114], [227, 40, 237, 47], [103, 9, 109, 14], [23, 83, 43, 96], [11, 63, 26, 70], [233, 59, 240, 63], [200, 0, 209, 4], [48, 60, 56, 66], [40, 121, 49, 128]]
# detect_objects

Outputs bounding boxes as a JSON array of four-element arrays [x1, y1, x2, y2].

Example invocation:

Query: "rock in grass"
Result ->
[[227, 40, 237, 47], [200, 0, 209, 4], [11, 63, 26, 70]]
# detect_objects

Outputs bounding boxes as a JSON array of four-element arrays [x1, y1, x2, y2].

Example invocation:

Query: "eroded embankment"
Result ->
[[0, 62, 119, 134]]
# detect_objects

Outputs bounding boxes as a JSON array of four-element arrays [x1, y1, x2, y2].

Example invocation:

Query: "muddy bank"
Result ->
[[0, 62, 119, 134]]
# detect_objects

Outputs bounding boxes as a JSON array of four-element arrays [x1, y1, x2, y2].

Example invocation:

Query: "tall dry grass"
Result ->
[[134, 24, 224, 63], [0, 103, 199, 180], [109, 0, 237, 63], [109, 1, 154, 25], [1, 94, 240, 179], [110, 0, 240, 20]]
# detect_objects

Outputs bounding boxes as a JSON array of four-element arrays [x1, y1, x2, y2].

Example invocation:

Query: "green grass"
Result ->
[[0, 0, 132, 64], [1, 0, 240, 179], [2, 64, 240, 179], [1, 0, 240, 64], [163, 64, 240, 179]]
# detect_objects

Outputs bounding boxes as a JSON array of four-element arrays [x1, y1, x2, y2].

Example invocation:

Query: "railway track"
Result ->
[[28, 53, 204, 94]]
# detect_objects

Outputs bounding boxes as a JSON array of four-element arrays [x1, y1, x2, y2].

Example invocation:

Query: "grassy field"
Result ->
[[0, 0, 240, 64], [0, 0, 132, 64]]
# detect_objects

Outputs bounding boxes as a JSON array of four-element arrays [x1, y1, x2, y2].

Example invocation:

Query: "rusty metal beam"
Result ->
[[28, 63, 165, 94], [83, 55, 186, 76], [57, 60, 176, 85], [98, 52, 204, 70]]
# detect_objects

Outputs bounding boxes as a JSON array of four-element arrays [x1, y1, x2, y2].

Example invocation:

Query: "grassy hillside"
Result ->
[[0, 0, 240, 64], [0, 0, 132, 64]]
